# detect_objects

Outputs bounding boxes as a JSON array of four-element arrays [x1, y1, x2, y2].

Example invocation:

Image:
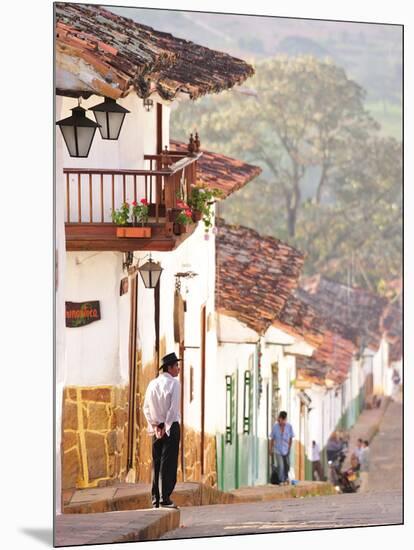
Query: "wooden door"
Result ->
[[126, 273, 138, 478], [200, 306, 207, 476]]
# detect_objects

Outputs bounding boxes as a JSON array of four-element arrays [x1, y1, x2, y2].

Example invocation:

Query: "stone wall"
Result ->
[[294, 440, 306, 481], [177, 428, 217, 487], [61, 385, 129, 489], [136, 358, 157, 483]]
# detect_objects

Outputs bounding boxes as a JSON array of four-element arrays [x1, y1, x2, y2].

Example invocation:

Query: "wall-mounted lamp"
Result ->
[[89, 97, 130, 140], [56, 105, 100, 158], [143, 98, 154, 112]]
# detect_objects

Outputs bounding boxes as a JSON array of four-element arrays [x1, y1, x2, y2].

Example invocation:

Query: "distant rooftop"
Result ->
[[170, 140, 261, 198], [215, 220, 304, 335]]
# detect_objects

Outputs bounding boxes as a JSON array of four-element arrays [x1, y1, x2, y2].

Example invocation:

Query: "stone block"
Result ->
[[63, 431, 78, 452], [81, 388, 112, 403], [114, 386, 128, 408], [88, 403, 110, 431], [62, 448, 81, 490], [115, 407, 128, 427], [116, 429, 125, 453], [108, 455, 115, 477], [85, 431, 108, 480], [107, 430, 117, 455], [63, 401, 78, 431]]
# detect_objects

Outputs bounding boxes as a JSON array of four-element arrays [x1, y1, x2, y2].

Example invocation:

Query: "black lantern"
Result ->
[[143, 98, 154, 112], [138, 256, 163, 289], [89, 97, 130, 140], [56, 106, 100, 158]]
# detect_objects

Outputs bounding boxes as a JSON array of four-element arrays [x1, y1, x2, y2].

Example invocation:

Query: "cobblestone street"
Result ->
[[162, 396, 403, 540]]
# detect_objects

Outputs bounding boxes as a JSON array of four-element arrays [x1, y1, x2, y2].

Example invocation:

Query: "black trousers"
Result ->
[[151, 422, 180, 506]]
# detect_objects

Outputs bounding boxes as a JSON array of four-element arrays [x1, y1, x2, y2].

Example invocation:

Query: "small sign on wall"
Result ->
[[65, 301, 101, 328]]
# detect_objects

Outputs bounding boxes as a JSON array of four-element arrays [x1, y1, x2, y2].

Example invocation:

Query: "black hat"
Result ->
[[159, 352, 182, 370]]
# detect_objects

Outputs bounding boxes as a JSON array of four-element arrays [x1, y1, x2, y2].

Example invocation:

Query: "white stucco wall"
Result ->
[[372, 338, 390, 395], [65, 251, 130, 386]]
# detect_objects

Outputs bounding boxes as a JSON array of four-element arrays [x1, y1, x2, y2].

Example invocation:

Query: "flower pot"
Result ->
[[116, 226, 152, 238], [169, 208, 185, 223], [173, 223, 190, 235], [192, 210, 203, 222]]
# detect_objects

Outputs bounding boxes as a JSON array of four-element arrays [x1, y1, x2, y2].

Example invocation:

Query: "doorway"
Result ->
[[200, 305, 207, 476], [126, 272, 138, 479]]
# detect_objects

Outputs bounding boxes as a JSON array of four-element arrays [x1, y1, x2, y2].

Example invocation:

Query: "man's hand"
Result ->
[[155, 425, 166, 439]]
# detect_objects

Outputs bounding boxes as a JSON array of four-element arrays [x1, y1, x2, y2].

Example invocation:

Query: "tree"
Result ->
[[295, 135, 402, 289], [173, 55, 378, 237], [171, 55, 402, 289]]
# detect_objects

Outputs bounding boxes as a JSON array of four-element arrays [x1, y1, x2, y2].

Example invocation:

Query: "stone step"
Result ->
[[55, 508, 180, 546], [230, 481, 336, 502], [64, 480, 334, 515]]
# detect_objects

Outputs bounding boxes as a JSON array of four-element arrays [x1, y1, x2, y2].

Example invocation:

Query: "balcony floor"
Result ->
[[65, 223, 196, 251]]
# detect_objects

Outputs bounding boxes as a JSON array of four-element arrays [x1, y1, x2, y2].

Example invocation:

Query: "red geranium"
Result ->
[[177, 199, 190, 209], [140, 198, 148, 205], [131, 200, 137, 207]]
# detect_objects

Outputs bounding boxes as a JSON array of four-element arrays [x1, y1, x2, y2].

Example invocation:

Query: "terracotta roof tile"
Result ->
[[56, 3, 254, 99], [170, 141, 262, 198], [296, 326, 356, 386], [299, 275, 388, 351], [273, 294, 325, 348], [216, 220, 304, 334]]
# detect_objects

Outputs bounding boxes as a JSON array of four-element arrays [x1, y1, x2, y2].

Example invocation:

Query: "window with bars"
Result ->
[[243, 370, 253, 434], [225, 375, 234, 444]]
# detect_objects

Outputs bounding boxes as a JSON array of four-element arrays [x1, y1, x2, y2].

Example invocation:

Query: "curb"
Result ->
[[55, 508, 180, 546]]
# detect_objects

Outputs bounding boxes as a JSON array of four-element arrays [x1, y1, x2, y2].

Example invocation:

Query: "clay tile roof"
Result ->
[[170, 140, 262, 198], [295, 326, 356, 387], [272, 294, 325, 348], [299, 275, 389, 351], [55, 3, 254, 100], [382, 303, 402, 363], [216, 220, 305, 334], [296, 357, 329, 386]]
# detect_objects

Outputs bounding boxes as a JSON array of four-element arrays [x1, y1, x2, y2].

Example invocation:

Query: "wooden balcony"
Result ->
[[64, 151, 202, 251]]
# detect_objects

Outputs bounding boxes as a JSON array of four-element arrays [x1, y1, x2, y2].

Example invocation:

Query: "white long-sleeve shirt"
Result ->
[[143, 372, 181, 437]]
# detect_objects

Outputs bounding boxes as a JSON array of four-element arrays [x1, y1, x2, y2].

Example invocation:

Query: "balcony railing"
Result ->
[[63, 151, 202, 226]]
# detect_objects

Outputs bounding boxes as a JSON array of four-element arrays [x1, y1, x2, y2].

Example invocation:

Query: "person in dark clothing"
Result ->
[[143, 352, 182, 509]]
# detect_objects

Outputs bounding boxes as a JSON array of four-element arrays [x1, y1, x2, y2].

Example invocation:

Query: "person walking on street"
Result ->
[[269, 411, 294, 485], [143, 352, 182, 509], [359, 440, 370, 492], [311, 440, 325, 481]]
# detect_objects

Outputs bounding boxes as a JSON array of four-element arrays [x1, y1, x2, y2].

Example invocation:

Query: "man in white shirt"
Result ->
[[143, 352, 181, 509], [311, 440, 325, 481]]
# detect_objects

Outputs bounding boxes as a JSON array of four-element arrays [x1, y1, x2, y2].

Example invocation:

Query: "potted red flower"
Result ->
[[173, 208, 194, 235], [112, 199, 152, 238]]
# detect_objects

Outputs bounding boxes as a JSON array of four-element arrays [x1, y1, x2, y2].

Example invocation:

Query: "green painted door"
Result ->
[[218, 372, 239, 491]]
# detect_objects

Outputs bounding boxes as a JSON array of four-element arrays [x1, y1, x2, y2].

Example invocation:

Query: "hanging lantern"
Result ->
[[138, 256, 163, 289], [89, 97, 130, 140], [56, 106, 100, 158], [143, 98, 154, 112]]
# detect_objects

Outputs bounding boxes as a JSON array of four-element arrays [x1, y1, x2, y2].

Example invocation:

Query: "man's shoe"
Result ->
[[160, 500, 178, 509], [152, 503, 159, 509]]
